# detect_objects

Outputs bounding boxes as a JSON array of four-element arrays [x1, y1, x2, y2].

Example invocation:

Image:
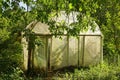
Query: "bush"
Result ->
[[61, 62, 120, 80], [0, 41, 23, 72], [0, 67, 24, 80]]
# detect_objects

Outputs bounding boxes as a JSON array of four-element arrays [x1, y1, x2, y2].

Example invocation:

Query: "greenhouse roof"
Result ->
[[26, 11, 102, 36]]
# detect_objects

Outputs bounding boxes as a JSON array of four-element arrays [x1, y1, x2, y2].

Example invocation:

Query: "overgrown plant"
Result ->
[[61, 62, 120, 80], [0, 67, 24, 80]]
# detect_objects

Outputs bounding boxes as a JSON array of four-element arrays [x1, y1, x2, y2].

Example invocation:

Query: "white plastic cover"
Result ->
[[50, 36, 68, 70], [22, 11, 102, 71], [83, 36, 101, 66], [34, 37, 47, 71], [68, 37, 78, 67]]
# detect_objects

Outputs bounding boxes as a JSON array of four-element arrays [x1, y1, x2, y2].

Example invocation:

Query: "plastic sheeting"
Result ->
[[34, 37, 47, 71], [51, 36, 68, 70], [80, 36, 101, 66], [21, 37, 28, 70], [30, 35, 102, 71], [68, 37, 78, 67], [22, 11, 103, 71]]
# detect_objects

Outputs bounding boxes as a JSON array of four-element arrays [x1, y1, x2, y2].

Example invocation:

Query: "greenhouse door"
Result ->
[[33, 36, 52, 72]]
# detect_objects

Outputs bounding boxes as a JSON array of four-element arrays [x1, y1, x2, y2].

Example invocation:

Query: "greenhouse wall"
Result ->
[[30, 34, 103, 71], [22, 11, 103, 72]]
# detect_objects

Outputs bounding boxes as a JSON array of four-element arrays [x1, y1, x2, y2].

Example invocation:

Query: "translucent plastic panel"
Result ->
[[50, 36, 68, 70], [22, 37, 28, 70], [83, 36, 101, 66], [69, 37, 78, 66], [34, 37, 47, 71], [32, 22, 50, 34]]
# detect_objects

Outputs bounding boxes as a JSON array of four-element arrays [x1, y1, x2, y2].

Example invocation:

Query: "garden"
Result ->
[[0, 0, 120, 80]]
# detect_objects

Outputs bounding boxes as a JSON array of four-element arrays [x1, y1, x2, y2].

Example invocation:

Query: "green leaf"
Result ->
[[69, 3, 73, 10], [79, 7, 82, 12], [105, 11, 111, 18]]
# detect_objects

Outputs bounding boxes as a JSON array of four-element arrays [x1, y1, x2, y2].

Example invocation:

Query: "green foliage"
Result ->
[[0, 41, 23, 72], [95, 0, 120, 55], [0, 28, 10, 44], [0, 0, 120, 78], [22, 0, 99, 37], [53, 62, 120, 80], [0, 67, 24, 80]]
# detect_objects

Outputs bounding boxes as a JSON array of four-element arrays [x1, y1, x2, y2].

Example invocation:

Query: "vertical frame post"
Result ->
[[67, 36, 69, 66], [100, 36, 103, 64], [82, 36, 85, 66], [78, 37, 80, 68], [45, 36, 48, 76]]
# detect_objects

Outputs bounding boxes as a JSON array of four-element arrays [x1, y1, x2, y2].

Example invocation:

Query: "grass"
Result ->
[[31, 61, 120, 80], [1, 59, 120, 80]]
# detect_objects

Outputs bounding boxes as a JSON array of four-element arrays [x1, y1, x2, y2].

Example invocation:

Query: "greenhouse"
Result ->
[[22, 12, 103, 72]]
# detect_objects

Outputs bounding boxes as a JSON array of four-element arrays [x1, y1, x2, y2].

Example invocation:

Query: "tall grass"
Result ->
[[1, 55, 120, 80], [52, 55, 120, 80]]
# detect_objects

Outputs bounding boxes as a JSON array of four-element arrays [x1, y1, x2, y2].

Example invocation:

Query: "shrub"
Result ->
[[61, 62, 120, 80], [0, 67, 24, 80]]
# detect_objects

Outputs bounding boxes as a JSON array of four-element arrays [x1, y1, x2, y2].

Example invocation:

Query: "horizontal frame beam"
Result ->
[[35, 33, 103, 37]]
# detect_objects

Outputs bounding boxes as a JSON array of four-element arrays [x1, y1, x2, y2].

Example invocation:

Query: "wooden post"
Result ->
[[67, 36, 69, 66], [48, 36, 52, 71], [82, 36, 85, 66], [47, 36, 52, 71], [78, 37, 80, 68], [100, 36, 103, 64], [45, 36, 48, 76]]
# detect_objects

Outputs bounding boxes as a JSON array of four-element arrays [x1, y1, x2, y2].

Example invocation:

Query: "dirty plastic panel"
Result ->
[[22, 37, 28, 70], [68, 37, 78, 67], [34, 37, 47, 71], [83, 36, 101, 66], [50, 36, 68, 70]]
